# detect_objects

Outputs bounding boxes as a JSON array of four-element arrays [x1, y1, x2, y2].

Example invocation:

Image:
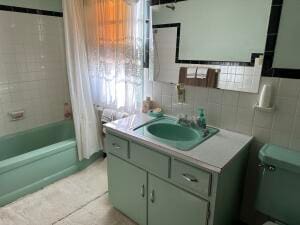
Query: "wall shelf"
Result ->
[[253, 104, 275, 113]]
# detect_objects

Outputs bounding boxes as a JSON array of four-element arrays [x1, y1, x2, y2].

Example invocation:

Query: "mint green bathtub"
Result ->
[[0, 120, 101, 207]]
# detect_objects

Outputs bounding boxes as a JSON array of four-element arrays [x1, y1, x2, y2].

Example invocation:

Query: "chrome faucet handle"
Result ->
[[177, 114, 191, 126], [177, 114, 187, 119], [177, 114, 184, 119], [176, 114, 183, 122], [189, 116, 199, 128]]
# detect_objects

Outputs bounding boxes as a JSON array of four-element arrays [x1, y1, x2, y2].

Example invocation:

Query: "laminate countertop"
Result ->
[[104, 113, 253, 173]]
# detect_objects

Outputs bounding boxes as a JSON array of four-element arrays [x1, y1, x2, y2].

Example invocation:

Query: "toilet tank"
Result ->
[[256, 144, 300, 225]]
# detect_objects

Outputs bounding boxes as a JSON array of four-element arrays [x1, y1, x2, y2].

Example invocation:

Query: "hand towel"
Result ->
[[196, 67, 209, 78], [116, 111, 129, 120], [186, 67, 197, 78], [102, 108, 116, 123], [206, 69, 220, 88]]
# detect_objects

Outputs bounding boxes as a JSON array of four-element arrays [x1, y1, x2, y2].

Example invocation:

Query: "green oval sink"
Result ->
[[146, 123, 200, 141]]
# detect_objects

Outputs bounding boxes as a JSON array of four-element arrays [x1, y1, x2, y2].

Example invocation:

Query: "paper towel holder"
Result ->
[[253, 84, 275, 113]]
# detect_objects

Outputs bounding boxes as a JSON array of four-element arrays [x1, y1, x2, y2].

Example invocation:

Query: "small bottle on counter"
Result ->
[[64, 102, 72, 119], [142, 96, 153, 113]]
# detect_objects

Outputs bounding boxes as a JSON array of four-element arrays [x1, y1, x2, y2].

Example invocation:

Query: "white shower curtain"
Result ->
[[63, 0, 102, 160]]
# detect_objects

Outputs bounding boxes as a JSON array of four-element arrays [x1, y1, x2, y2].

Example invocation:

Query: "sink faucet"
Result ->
[[177, 114, 194, 127], [177, 114, 210, 137]]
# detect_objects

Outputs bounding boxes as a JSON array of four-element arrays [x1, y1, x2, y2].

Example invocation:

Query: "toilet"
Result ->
[[256, 144, 300, 225]]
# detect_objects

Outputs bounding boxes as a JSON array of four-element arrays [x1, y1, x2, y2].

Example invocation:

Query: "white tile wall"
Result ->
[[0, 11, 70, 137]]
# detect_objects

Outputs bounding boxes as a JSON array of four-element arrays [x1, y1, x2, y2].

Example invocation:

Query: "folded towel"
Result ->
[[196, 67, 209, 78], [206, 69, 220, 88], [186, 67, 197, 78], [179, 67, 206, 87], [116, 111, 129, 120], [102, 108, 116, 123]]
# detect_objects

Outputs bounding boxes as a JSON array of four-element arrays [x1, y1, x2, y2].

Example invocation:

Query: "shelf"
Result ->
[[253, 104, 275, 113]]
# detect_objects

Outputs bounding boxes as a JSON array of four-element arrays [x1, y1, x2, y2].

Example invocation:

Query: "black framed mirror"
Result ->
[[262, 0, 300, 78], [148, 0, 300, 90]]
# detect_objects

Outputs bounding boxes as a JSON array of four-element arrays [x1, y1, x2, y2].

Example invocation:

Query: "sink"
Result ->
[[147, 123, 200, 141], [133, 117, 219, 151]]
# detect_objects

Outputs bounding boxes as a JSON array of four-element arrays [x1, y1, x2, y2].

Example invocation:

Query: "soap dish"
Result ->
[[148, 110, 164, 118], [253, 104, 275, 113]]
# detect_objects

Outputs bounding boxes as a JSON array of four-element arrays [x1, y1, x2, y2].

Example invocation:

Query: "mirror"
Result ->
[[268, 0, 300, 77], [150, 0, 273, 93]]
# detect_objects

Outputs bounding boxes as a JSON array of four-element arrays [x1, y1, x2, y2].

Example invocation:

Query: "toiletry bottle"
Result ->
[[64, 102, 72, 119], [197, 108, 207, 129], [176, 83, 185, 103], [142, 97, 152, 113]]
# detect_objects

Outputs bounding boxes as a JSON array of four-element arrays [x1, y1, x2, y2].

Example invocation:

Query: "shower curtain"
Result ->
[[63, 0, 102, 160], [63, 0, 144, 159]]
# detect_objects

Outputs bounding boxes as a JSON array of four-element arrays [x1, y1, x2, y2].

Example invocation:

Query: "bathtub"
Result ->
[[0, 120, 101, 207]]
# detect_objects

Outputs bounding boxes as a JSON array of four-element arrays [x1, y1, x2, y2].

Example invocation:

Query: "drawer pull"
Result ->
[[112, 143, 121, 149], [140, 184, 145, 198], [182, 173, 198, 183], [150, 190, 155, 203]]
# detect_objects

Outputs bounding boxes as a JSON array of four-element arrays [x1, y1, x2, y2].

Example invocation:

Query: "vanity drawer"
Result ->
[[106, 134, 129, 159], [171, 159, 211, 197], [130, 142, 170, 178]]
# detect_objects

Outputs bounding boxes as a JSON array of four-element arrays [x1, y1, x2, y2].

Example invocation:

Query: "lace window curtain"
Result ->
[[85, 0, 144, 114]]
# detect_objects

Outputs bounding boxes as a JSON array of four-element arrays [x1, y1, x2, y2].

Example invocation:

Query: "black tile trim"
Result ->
[[0, 5, 63, 17], [153, 23, 263, 67], [151, 0, 187, 6], [262, 0, 300, 78]]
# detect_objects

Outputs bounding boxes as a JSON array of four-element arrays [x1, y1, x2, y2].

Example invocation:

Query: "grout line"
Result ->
[[52, 190, 109, 225], [288, 97, 300, 148]]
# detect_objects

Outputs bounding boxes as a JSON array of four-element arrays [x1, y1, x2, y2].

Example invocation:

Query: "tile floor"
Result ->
[[0, 158, 136, 225], [0, 157, 250, 225]]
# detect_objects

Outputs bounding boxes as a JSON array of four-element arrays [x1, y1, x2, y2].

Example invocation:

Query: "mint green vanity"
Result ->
[[104, 114, 252, 225]]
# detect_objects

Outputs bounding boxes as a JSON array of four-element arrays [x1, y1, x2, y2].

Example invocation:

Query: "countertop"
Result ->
[[104, 113, 253, 173]]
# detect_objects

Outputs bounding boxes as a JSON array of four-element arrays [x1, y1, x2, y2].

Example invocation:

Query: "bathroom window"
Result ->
[[85, 0, 144, 113], [95, 0, 128, 44]]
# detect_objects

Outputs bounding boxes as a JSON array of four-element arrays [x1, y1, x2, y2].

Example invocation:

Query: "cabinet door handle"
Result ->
[[140, 184, 145, 198], [182, 173, 198, 183], [150, 190, 155, 203], [112, 143, 121, 149]]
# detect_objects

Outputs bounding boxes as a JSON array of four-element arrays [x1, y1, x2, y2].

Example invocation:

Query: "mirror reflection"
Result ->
[[150, 0, 272, 93]]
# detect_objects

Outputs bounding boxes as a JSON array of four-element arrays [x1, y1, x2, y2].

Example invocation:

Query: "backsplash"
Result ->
[[0, 10, 70, 136]]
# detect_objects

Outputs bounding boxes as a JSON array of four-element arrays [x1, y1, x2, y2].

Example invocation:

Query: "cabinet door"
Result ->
[[148, 174, 209, 225], [108, 154, 147, 225]]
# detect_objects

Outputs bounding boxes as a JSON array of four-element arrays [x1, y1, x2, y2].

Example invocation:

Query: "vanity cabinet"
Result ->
[[106, 132, 248, 225], [108, 154, 147, 225], [148, 174, 209, 225]]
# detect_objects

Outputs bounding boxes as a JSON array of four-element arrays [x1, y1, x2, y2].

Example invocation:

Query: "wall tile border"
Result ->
[[0, 5, 63, 17], [150, 0, 187, 6]]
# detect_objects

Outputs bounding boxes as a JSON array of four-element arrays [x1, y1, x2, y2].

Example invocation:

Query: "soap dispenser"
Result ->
[[197, 108, 207, 129]]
